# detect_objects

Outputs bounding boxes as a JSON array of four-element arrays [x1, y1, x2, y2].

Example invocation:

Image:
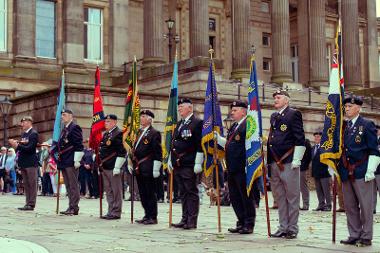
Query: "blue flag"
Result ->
[[201, 60, 224, 177], [51, 70, 65, 160], [319, 48, 343, 185], [162, 56, 178, 169], [245, 55, 264, 194]]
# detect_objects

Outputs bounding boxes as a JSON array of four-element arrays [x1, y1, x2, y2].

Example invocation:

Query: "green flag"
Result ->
[[123, 58, 140, 153], [162, 56, 178, 169]]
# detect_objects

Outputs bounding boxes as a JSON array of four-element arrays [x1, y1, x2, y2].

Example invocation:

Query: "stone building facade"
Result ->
[[0, 0, 379, 143]]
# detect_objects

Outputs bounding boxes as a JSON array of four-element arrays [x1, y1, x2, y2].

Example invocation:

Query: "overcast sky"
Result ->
[[377, 0, 380, 17]]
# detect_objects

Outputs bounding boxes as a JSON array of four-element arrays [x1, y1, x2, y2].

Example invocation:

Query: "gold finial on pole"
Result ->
[[249, 44, 256, 61], [134, 55, 137, 62], [208, 45, 214, 60]]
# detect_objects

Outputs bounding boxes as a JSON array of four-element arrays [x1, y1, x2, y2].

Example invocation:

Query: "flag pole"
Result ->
[[56, 170, 61, 214], [168, 170, 173, 227], [332, 174, 337, 243], [209, 48, 222, 235], [97, 151, 103, 218]]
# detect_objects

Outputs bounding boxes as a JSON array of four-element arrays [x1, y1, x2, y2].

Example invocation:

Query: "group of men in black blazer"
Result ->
[[9, 88, 379, 246]]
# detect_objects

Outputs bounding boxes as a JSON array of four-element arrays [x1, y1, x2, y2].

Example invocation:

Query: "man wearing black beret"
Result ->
[[9, 116, 39, 211], [57, 109, 84, 215], [268, 89, 306, 239], [339, 96, 380, 247], [130, 109, 162, 225], [168, 98, 204, 229], [99, 114, 126, 220], [214, 100, 256, 234]]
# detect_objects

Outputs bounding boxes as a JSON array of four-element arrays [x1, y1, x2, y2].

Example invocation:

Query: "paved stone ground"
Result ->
[[1, 192, 380, 253]]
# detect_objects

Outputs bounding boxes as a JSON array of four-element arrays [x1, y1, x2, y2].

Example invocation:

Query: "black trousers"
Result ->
[[228, 171, 256, 228], [136, 174, 157, 219], [155, 174, 164, 200], [176, 167, 199, 226], [41, 172, 53, 195]]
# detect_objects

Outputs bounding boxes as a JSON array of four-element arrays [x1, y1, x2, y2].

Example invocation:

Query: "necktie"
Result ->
[[347, 120, 353, 129], [0, 155, 3, 168]]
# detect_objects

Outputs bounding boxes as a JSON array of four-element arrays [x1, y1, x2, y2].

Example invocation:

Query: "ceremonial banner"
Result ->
[[89, 66, 106, 152], [51, 70, 66, 161], [245, 55, 264, 194], [162, 56, 178, 169], [201, 60, 224, 177], [123, 58, 140, 152]]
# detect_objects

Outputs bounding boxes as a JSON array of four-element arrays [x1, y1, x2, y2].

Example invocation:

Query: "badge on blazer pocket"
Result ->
[[106, 139, 111, 146], [355, 135, 361, 143], [143, 138, 149, 145], [280, 124, 287, 132], [235, 134, 240, 141]]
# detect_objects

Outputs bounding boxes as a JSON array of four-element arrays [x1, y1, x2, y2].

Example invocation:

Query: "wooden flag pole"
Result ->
[[261, 151, 271, 237], [96, 151, 103, 218], [332, 175, 337, 243], [131, 169, 134, 223], [213, 135, 222, 234], [56, 170, 61, 214], [168, 171, 174, 227]]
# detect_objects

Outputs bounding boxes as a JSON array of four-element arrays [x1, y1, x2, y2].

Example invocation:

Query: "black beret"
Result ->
[[230, 100, 248, 109], [140, 109, 155, 118], [178, 98, 192, 105], [343, 96, 363, 106], [62, 109, 73, 114], [105, 114, 118, 120], [272, 89, 290, 98], [21, 116, 33, 123], [376, 125, 380, 130]]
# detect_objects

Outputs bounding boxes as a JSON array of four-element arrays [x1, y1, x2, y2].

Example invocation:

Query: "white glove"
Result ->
[[365, 155, 380, 182], [127, 157, 133, 174], [167, 153, 173, 173], [291, 146, 306, 169], [113, 157, 126, 176], [74, 151, 84, 169], [92, 154, 96, 162], [213, 131, 227, 148], [193, 152, 204, 174], [328, 167, 335, 177], [153, 160, 162, 178]]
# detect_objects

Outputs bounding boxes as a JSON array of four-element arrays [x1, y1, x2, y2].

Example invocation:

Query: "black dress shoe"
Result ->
[[183, 224, 197, 230], [228, 227, 243, 233], [63, 209, 79, 215], [299, 206, 309, 211], [356, 239, 372, 247], [135, 217, 148, 224], [239, 227, 253, 234], [105, 215, 120, 220], [322, 207, 331, 212], [312, 206, 323, 211], [101, 214, 111, 219], [340, 237, 359, 245], [270, 230, 287, 238], [336, 208, 345, 212], [60, 208, 71, 215], [143, 218, 158, 225], [18, 205, 34, 211], [172, 221, 186, 228], [286, 231, 297, 239]]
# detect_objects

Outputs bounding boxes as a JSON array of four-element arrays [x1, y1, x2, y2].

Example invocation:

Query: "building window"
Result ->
[[0, 0, 7, 52], [262, 33, 270, 47], [260, 1, 269, 13], [84, 7, 103, 62], [36, 0, 56, 58], [209, 18, 216, 32], [290, 45, 299, 82], [263, 58, 271, 71]]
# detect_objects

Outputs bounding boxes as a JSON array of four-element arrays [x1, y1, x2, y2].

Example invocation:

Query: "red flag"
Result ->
[[89, 66, 105, 151]]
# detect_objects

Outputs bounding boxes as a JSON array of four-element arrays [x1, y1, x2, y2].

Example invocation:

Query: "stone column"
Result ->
[[231, 0, 250, 80], [111, 0, 129, 69], [297, 0, 309, 86], [143, 0, 165, 68], [342, 0, 362, 89], [310, 0, 328, 88], [189, 0, 209, 57], [15, 0, 36, 58], [271, 0, 292, 84], [365, 0, 380, 88], [63, 0, 84, 64]]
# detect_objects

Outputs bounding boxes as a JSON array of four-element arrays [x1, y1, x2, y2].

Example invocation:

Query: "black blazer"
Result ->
[[171, 114, 203, 169], [16, 128, 39, 169], [311, 144, 330, 179], [267, 106, 305, 165], [99, 126, 126, 170], [57, 122, 84, 170], [225, 119, 246, 174], [300, 139, 312, 171], [133, 126, 162, 177]]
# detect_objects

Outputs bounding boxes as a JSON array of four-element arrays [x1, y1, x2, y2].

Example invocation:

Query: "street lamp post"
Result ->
[[0, 97, 12, 146], [165, 17, 180, 63]]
